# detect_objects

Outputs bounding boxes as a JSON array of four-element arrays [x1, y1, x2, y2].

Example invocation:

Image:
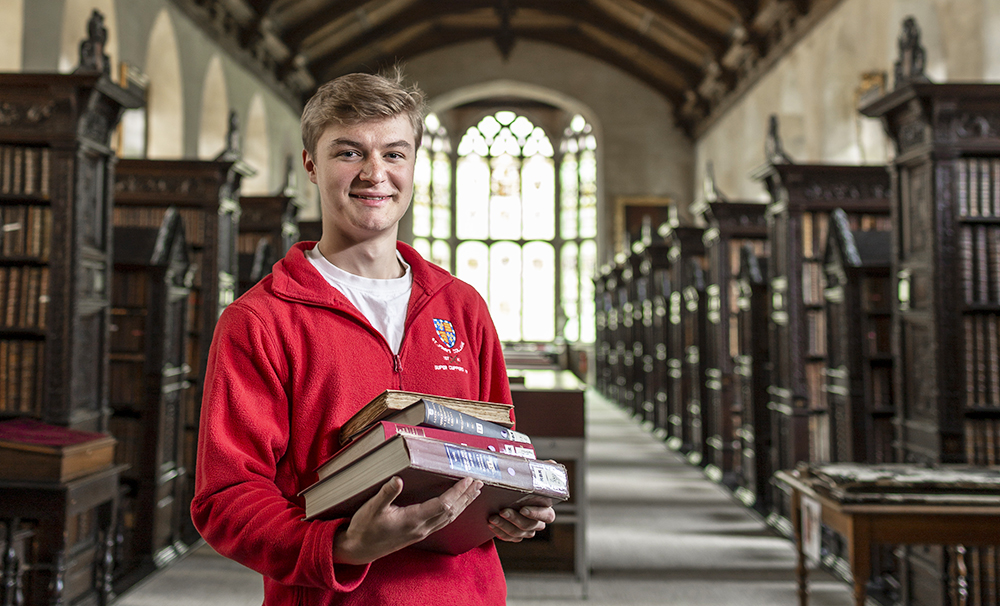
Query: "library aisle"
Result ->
[[115, 391, 855, 606]]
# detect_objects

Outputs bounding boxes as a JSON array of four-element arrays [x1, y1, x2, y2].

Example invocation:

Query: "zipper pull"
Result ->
[[393, 354, 402, 373]]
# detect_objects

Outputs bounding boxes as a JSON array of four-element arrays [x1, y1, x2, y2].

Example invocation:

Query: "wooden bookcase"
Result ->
[[822, 208, 894, 465], [593, 269, 613, 399], [657, 224, 706, 460], [751, 148, 890, 526], [0, 73, 140, 432], [694, 199, 768, 487], [0, 70, 140, 606], [733, 243, 772, 513], [822, 207, 899, 602], [862, 80, 1000, 606], [637, 241, 673, 434], [108, 209, 193, 591], [238, 191, 299, 295], [112, 157, 250, 543], [605, 262, 630, 409]]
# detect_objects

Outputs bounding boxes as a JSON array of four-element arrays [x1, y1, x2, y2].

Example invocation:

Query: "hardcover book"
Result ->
[[318, 420, 536, 480], [0, 417, 117, 481], [338, 391, 515, 445], [302, 433, 569, 555]]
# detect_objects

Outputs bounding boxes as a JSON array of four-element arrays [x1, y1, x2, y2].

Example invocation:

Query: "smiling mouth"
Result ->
[[352, 193, 391, 201]]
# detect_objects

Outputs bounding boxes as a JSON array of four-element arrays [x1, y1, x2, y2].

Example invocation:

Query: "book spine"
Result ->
[[406, 436, 568, 499], [420, 398, 531, 444], [382, 421, 535, 459]]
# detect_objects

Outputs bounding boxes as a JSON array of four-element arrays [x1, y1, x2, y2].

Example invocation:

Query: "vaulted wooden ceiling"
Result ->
[[172, 0, 842, 136]]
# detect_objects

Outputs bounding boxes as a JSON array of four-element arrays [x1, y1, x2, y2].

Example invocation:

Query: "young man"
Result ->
[[191, 71, 555, 605]]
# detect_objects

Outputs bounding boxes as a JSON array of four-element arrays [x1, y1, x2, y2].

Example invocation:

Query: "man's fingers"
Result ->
[[488, 505, 554, 542], [369, 476, 404, 510], [416, 478, 483, 532]]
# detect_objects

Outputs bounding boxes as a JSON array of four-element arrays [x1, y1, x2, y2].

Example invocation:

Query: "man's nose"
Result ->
[[360, 156, 386, 183]]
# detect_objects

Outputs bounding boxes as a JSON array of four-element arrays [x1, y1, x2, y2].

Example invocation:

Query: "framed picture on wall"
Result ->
[[613, 195, 675, 255]]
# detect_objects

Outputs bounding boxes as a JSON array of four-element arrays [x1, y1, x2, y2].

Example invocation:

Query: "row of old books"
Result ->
[[966, 418, 1000, 465], [957, 157, 1000, 219], [0, 265, 49, 330], [0, 339, 45, 416], [959, 224, 1000, 306], [0, 145, 51, 197], [112, 206, 208, 248], [300, 389, 570, 555], [964, 314, 1000, 409], [1, 204, 51, 259]]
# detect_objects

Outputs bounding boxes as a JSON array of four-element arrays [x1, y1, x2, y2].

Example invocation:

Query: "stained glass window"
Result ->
[[413, 109, 596, 343]]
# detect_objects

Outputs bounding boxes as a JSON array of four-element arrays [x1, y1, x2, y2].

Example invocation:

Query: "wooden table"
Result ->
[[499, 368, 588, 596], [775, 466, 1000, 606]]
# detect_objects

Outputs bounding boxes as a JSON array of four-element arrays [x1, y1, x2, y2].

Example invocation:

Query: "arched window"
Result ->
[[413, 109, 596, 344]]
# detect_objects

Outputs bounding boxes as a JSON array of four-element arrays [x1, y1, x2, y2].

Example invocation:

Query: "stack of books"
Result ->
[[300, 390, 570, 555]]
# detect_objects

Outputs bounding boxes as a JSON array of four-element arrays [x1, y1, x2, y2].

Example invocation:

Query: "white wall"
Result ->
[[694, 0, 1000, 205]]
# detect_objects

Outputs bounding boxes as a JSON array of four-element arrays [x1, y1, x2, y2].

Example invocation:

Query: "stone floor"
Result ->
[[116, 392, 857, 605]]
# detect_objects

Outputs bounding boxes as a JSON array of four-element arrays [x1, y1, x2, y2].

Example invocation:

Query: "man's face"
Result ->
[[303, 114, 416, 244]]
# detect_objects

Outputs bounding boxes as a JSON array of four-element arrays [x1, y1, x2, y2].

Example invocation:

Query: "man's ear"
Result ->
[[302, 149, 318, 184]]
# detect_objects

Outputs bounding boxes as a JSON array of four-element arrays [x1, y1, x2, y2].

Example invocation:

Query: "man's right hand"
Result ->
[[331, 476, 483, 564]]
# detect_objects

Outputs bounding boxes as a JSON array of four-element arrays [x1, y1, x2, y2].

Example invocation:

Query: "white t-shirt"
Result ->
[[305, 247, 413, 354]]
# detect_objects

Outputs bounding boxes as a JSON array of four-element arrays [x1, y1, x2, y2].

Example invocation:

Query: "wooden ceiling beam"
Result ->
[[325, 23, 688, 114], [306, 1, 703, 89], [301, 1, 492, 69], [529, 0, 706, 78], [618, 0, 731, 57], [278, 1, 369, 49]]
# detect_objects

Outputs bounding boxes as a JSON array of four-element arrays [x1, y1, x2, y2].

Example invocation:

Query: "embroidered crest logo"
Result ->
[[434, 318, 457, 348]]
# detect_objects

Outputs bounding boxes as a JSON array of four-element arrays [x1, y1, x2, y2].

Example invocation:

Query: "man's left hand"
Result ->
[[488, 505, 556, 542]]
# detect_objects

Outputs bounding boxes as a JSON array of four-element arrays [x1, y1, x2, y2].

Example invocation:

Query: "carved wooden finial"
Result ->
[[765, 114, 793, 164], [216, 110, 242, 161], [893, 16, 928, 89], [281, 154, 299, 196], [703, 161, 727, 203], [77, 9, 111, 75]]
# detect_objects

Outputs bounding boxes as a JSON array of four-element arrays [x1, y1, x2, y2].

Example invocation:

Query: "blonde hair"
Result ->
[[300, 68, 426, 157]]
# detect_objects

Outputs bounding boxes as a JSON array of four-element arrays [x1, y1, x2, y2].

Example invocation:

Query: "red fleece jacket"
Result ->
[[191, 241, 513, 605]]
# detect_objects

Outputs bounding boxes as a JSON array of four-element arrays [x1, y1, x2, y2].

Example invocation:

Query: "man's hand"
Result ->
[[487, 504, 556, 542], [332, 476, 483, 564]]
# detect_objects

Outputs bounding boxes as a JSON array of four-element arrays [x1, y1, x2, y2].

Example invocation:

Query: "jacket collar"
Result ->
[[270, 240, 454, 309]]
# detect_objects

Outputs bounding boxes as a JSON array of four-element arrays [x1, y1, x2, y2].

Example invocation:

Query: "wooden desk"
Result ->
[[775, 465, 1000, 606], [500, 369, 588, 596]]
